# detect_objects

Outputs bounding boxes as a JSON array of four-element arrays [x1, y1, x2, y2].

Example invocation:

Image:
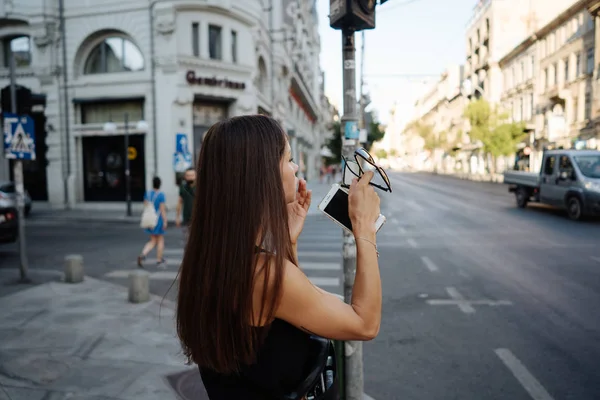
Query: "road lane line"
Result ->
[[446, 287, 475, 313], [494, 348, 555, 400], [407, 238, 418, 248], [421, 256, 439, 272]]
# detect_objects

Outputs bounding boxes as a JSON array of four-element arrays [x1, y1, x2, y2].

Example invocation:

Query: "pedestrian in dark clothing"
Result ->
[[176, 167, 196, 240]]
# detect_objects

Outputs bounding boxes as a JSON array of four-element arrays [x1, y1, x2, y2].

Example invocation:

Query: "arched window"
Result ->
[[3, 35, 31, 68], [84, 37, 144, 74]]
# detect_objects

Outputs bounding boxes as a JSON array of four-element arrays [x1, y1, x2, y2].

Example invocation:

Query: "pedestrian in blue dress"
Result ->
[[138, 176, 168, 268]]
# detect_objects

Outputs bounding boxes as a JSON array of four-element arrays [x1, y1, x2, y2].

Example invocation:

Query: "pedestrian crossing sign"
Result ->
[[3, 112, 36, 160]]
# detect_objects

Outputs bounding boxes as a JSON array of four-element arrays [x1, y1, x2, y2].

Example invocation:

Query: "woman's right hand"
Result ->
[[348, 171, 380, 238]]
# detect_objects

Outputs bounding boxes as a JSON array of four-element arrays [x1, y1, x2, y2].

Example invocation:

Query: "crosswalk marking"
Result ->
[[103, 216, 344, 295], [309, 277, 340, 287], [105, 270, 178, 280], [298, 251, 340, 258], [301, 262, 341, 271]]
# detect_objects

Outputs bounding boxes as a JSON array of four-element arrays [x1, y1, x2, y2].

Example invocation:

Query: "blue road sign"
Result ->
[[3, 112, 36, 160], [344, 121, 359, 139], [174, 152, 192, 172], [175, 133, 190, 155]]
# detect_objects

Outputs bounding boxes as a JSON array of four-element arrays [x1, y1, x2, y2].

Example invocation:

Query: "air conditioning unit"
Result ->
[[329, 0, 376, 31]]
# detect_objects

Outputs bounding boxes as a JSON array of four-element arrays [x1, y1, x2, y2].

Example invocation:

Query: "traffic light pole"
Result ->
[[9, 50, 30, 283], [340, 28, 363, 400]]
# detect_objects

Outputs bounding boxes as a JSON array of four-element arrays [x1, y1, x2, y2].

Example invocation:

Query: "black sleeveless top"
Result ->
[[199, 319, 312, 399]]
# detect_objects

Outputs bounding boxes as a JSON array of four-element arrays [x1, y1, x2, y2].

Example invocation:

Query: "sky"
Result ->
[[317, 0, 476, 126]]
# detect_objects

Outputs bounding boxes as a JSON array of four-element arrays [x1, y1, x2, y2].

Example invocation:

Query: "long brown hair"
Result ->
[[176, 115, 296, 374]]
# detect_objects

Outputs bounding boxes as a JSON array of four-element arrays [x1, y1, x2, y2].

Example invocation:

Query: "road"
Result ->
[[366, 172, 600, 400], [1, 172, 599, 399]]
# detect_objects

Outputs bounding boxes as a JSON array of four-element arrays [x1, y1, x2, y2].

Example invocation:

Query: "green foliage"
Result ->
[[366, 121, 385, 151], [324, 121, 342, 166], [374, 149, 388, 159], [463, 99, 527, 158]]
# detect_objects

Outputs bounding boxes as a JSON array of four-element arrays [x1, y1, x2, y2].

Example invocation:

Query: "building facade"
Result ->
[[0, 0, 329, 209]]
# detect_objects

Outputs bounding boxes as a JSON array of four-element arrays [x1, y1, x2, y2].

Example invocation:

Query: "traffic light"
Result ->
[[1, 85, 32, 115], [330, 0, 377, 31]]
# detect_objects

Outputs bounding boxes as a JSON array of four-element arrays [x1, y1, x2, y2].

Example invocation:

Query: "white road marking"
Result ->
[[163, 248, 184, 256], [407, 238, 418, 248], [495, 348, 555, 400], [133, 258, 181, 266], [390, 218, 399, 225], [459, 269, 471, 278], [591, 256, 600, 263], [406, 200, 424, 212], [421, 256, 439, 272], [298, 251, 340, 258], [397, 226, 406, 234], [309, 277, 340, 287], [301, 262, 341, 271], [426, 287, 512, 313], [105, 270, 178, 280]]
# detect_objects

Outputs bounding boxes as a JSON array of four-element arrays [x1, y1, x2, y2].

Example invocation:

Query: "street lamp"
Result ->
[[103, 115, 139, 217]]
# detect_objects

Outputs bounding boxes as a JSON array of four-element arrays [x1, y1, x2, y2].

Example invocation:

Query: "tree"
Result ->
[[463, 99, 528, 172], [366, 121, 385, 151], [374, 149, 388, 159], [324, 121, 342, 166]]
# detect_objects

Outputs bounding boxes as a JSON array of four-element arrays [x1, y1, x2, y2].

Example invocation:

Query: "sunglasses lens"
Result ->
[[361, 162, 389, 189], [356, 148, 375, 162], [343, 160, 361, 186]]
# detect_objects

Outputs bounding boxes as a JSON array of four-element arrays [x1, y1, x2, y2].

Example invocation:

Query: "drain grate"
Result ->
[[165, 369, 209, 400]]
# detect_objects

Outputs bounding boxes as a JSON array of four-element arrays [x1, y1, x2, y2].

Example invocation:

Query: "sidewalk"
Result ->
[[0, 269, 207, 400]]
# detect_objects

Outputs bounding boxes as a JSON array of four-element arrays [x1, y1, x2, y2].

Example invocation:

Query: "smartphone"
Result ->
[[318, 183, 386, 235]]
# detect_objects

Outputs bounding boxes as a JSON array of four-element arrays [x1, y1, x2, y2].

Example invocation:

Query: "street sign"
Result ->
[[344, 120, 359, 139], [175, 133, 190, 155], [3, 112, 35, 160], [174, 152, 192, 172]]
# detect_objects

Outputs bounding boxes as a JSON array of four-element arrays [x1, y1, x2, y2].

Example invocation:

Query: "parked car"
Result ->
[[503, 149, 600, 220], [0, 207, 18, 243], [0, 181, 32, 216]]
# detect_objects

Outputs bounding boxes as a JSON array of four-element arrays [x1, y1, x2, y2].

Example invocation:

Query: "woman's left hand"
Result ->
[[288, 178, 312, 244]]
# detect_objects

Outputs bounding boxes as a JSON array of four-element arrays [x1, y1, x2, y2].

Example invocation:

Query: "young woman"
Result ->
[[137, 176, 168, 268], [176, 115, 381, 399]]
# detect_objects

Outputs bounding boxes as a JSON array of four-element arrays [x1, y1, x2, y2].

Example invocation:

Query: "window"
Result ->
[[530, 55, 535, 78], [564, 57, 569, 82], [3, 36, 31, 68], [554, 63, 558, 85], [585, 91, 591, 119], [558, 155, 574, 177], [576, 52, 581, 76], [84, 37, 144, 74], [573, 97, 578, 122], [209, 25, 222, 60], [192, 23, 200, 57], [520, 61, 525, 83], [529, 93, 534, 119], [543, 156, 555, 175], [587, 47, 594, 74], [81, 100, 144, 124], [231, 30, 237, 63]]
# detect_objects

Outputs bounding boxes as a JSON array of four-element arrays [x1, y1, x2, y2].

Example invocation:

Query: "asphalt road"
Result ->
[[366, 172, 600, 400], [1, 173, 599, 399]]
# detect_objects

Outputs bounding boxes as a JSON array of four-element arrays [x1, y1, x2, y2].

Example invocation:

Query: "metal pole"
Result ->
[[124, 113, 132, 217], [59, 0, 71, 209], [9, 48, 30, 283], [341, 28, 363, 400]]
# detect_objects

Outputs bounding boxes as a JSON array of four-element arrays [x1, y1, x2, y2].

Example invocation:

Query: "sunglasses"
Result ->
[[341, 148, 392, 193]]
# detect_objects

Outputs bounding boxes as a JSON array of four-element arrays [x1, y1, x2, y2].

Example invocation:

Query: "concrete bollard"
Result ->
[[128, 270, 150, 303], [64, 255, 84, 283]]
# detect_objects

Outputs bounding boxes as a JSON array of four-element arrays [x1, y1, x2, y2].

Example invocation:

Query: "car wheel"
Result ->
[[516, 188, 529, 208], [566, 196, 583, 221]]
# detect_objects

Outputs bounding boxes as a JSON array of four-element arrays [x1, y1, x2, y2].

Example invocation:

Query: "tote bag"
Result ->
[[140, 191, 159, 229]]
